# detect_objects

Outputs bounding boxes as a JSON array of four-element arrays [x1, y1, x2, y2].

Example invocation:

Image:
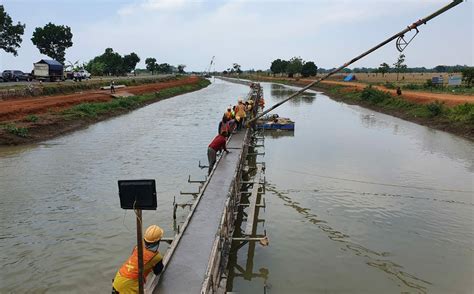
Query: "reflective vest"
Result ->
[[119, 246, 158, 280]]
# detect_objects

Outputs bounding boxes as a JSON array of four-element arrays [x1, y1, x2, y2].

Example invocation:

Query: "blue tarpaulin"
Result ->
[[343, 74, 356, 82]]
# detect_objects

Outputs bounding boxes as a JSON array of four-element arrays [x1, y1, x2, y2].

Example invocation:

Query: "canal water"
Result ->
[[0, 79, 472, 293]]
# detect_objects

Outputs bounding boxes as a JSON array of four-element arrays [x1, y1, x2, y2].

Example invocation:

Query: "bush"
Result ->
[[25, 114, 39, 122], [3, 124, 29, 137], [403, 83, 420, 90], [360, 86, 391, 104], [384, 82, 396, 89], [426, 101, 445, 117], [447, 103, 474, 123], [424, 79, 434, 88]]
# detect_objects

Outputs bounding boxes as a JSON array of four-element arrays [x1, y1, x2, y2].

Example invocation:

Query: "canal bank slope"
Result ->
[[0, 76, 210, 145], [237, 75, 474, 141]]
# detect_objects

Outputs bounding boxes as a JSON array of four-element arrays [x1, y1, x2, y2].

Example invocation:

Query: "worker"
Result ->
[[207, 131, 230, 175], [396, 87, 402, 96], [110, 80, 116, 94], [224, 106, 233, 120], [218, 115, 229, 134], [112, 225, 164, 294], [226, 118, 236, 134], [235, 100, 246, 129]]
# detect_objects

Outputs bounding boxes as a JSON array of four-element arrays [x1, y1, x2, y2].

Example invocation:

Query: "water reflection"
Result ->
[[270, 83, 317, 105], [267, 183, 433, 294]]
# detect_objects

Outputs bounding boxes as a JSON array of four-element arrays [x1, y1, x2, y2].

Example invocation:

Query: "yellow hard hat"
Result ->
[[144, 225, 164, 243]]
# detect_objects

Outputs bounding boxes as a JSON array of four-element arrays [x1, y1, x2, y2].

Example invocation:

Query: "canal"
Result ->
[[0, 79, 472, 293]]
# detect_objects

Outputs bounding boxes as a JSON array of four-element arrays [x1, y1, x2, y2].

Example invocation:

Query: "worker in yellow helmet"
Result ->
[[112, 225, 164, 294]]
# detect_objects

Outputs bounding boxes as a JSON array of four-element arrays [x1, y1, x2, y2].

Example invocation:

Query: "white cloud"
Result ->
[[118, 0, 189, 16]]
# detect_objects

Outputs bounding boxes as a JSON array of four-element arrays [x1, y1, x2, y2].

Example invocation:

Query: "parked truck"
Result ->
[[33, 59, 64, 82]]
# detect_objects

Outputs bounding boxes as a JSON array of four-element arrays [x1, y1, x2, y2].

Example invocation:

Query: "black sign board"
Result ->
[[118, 179, 157, 210]]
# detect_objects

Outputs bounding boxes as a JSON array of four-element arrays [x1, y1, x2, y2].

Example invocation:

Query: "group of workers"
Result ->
[[112, 83, 263, 294], [207, 84, 263, 175]]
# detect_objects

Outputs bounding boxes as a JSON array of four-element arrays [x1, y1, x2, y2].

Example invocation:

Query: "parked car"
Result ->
[[2, 70, 32, 82], [73, 69, 91, 81]]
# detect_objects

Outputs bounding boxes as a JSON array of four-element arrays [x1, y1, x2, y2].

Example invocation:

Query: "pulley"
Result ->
[[396, 27, 419, 52]]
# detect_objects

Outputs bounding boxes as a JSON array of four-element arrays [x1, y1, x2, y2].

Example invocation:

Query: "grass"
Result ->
[[2, 123, 29, 137], [331, 85, 474, 124], [62, 78, 210, 118], [25, 114, 39, 122]]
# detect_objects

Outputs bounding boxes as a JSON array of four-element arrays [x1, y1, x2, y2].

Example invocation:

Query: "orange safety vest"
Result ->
[[119, 246, 158, 280]]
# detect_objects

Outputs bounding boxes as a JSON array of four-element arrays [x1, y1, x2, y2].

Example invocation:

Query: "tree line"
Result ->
[[0, 5, 185, 75], [270, 57, 318, 78]]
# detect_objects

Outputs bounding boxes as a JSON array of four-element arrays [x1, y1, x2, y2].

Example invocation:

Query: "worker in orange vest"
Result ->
[[112, 225, 164, 294]]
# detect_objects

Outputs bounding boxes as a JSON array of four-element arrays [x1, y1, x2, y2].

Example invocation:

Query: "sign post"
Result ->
[[136, 209, 144, 294], [118, 179, 157, 294]]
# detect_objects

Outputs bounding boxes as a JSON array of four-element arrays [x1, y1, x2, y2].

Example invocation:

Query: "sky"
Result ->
[[1, 0, 473, 72]]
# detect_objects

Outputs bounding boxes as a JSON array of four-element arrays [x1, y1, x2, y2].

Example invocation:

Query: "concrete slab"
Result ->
[[153, 131, 246, 294]]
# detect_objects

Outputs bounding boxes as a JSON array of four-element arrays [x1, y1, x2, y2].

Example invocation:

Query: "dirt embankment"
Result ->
[[238, 75, 473, 141], [0, 76, 208, 145], [0, 76, 200, 122], [319, 80, 473, 106], [254, 76, 473, 106]]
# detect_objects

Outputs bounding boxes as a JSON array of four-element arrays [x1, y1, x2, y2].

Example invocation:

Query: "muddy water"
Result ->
[[0, 80, 472, 293], [230, 83, 473, 294]]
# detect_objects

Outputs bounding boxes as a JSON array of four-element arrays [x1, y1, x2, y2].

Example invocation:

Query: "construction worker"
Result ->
[[224, 106, 233, 120], [112, 225, 164, 294], [207, 131, 230, 175], [235, 100, 246, 130], [218, 115, 229, 134], [110, 80, 116, 94]]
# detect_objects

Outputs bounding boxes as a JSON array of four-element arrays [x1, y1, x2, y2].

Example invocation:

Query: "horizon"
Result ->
[[1, 0, 473, 73]]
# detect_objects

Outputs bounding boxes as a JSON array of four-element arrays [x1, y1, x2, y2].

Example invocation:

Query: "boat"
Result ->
[[256, 114, 295, 130]]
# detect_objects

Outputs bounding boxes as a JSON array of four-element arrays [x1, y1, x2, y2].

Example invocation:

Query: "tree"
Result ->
[[233, 63, 242, 74], [0, 5, 25, 56], [85, 48, 132, 76], [393, 54, 407, 81], [101, 48, 124, 75], [89, 61, 106, 76], [301, 61, 318, 77], [434, 65, 447, 73], [461, 67, 474, 87], [287, 57, 303, 78], [31, 22, 73, 63], [177, 64, 186, 74], [123, 52, 140, 73], [270, 59, 285, 75], [145, 58, 157, 74], [378, 62, 390, 77], [157, 63, 172, 74]]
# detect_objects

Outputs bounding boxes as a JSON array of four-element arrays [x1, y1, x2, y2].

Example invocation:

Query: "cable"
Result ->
[[282, 169, 473, 194]]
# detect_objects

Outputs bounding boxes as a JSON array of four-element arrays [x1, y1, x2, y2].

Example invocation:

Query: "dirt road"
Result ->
[[0, 76, 199, 122], [320, 80, 473, 106]]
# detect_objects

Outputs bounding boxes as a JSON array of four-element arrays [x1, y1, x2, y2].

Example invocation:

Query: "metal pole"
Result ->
[[247, 0, 463, 125], [136, 209, 145, 294]]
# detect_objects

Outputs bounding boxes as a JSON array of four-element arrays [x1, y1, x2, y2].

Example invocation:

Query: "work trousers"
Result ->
[[207, 147, 217, 175]]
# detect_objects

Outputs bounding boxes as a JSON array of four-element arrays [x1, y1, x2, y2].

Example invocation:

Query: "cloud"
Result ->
[[118, 0, 188, 16]]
